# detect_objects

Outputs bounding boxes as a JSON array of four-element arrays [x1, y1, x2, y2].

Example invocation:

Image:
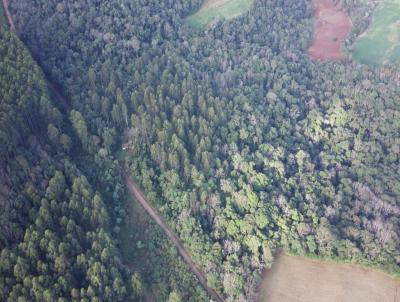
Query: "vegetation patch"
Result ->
[[185, 0, 252, 28], [308, 0, 352, 60], [258, 253, 400, 302], [0, 2, 7, 26], [6, 0, 400, 300], [352, 0, 400, 66], [117, 160, 209, 301]]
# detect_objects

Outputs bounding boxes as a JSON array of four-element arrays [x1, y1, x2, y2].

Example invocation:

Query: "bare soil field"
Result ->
[[258, 253, 400, 302], [308, 0, 352, 60]]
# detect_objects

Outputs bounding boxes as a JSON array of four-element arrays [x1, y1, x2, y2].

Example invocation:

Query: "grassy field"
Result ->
[[185, 0, 252, 28], [258, 253, 400, 302], [352, 0, 400, 66], [0, 2, 8, 27]]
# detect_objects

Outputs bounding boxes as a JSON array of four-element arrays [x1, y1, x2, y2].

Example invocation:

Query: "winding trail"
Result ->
[[2, 0, 15, 30], [121, 168, 224, 302], [2, 1, 223, 300]]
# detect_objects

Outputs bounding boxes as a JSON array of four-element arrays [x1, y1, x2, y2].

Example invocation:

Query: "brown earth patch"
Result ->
[[308, 0, 352, 60], [257, 253, 400, 302]]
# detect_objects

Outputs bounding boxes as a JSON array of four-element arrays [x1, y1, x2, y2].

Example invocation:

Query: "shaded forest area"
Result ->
[[0, 28, 138, 301], [1, 0, 399, 301]]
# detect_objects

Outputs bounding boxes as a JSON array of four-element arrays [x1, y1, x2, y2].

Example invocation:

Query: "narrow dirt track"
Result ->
[[3, 2, 223, 300], [2, 0, 70, 111], [121, 168, 224, 302], [2, 0, 15, 30]]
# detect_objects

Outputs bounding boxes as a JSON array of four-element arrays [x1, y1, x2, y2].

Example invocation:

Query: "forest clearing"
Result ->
[[308, 0, 352, 60], [258, 253, 400, 302], [352, 0, 400, 65], [185, 0, 252, 28]]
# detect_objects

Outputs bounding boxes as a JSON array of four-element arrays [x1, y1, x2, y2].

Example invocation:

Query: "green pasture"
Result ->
[[352, 0, 400, 66], [185, 0, 253, 29]]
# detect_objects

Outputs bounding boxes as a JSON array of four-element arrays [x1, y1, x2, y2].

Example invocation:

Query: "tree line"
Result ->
[[4, 0, 400, 300]]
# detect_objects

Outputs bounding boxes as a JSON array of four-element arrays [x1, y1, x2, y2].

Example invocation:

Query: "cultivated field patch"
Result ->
[[308, 0, 352, 60], [185, 0, 252, 28], [352, 0, 400, 66], [258, 253, 400, 302]]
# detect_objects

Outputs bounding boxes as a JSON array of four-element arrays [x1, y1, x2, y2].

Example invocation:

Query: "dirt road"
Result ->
[[3, 1, 222, 299], [2, 0, 70, 111], [121, 168, 224, 302], [2, 0, 15, 30]]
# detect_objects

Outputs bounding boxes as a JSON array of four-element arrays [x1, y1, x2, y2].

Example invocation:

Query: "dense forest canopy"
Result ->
[[0, 27, 139, 301], [1, 0, 399, 301]]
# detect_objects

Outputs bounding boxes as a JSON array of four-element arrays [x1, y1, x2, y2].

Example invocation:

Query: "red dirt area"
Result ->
[[308, 0, 352, 60]]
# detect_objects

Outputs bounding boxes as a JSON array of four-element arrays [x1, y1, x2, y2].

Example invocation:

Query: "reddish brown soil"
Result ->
[[308, 0, 352, 60]]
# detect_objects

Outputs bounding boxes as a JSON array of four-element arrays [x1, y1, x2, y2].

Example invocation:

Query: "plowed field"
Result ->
[[308, 0, 352, 60]]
